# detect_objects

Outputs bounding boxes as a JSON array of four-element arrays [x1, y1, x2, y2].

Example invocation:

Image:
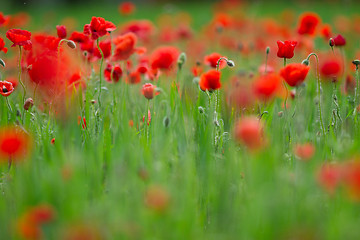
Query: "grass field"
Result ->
[[1, 0, 360, 239]]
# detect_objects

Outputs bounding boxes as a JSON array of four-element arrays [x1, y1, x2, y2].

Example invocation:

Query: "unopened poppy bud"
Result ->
[[91, 99, 96, 104], [23, 98, 34, 111], [329, 38, 335, 47], [0, 58, 5, 68], [66, 40, 76, 49], [198, 106, 205, 113], [163, 116, 170, 127], [352, 60, 360, 66], [266, 47, 270, 55], [177, 52, 187, 70], [302, 59, 310, 66], [226, 60, 235, 67]]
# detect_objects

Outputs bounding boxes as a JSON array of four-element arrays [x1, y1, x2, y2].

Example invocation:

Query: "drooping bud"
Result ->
[[198, 106, 205, 113], [24, 98, 34, 111], [302, 59, 310, 66], [226, 59, 235, 67], [329, 38, 335, 47], [352, 60, 360, 66], [177, 52, 187, 70], [266, 46, 270, 55], [0, 58, 5, 68], [66, 40, 76, 49], [163, 116, 170, 127]]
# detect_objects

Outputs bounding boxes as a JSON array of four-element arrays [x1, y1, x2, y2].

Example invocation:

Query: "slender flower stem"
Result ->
[[97, 38, 104, 110], [355, 65, 359, 114], [265, 52, 269, 74], [146, 99, 150, 143], [306, 53, 326, 136], [5, 97, 12, 113], [18, 47, 26, 108]]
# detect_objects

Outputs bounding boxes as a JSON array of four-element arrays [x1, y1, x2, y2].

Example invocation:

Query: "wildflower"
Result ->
[[0, 12, 9, 27], [145, 185, 170, 212], [333, 34, 346, 47], [112, 32, 139, 61], [104, 64, 122, 83], [294, 143, 315, 161], [280, 63, 310, 87], [56, 25, 67, 39], [204, 52, 226, 69], [150, 46, 179, 71], [320, 59, 342, 81], [233, 116, 264, 150], [83, 17, 116, 40], [142, 83, 157, 100], [277, 40, 297, 59], [253, 73, 281, 101], [317, 164, 342, 194], [6, 28, 32, 50], [0, 37, 8, 53], [127, 71, 141, 84], [297, 12, 320, 35], [0, 126, 31, 162], [0, 81, 14, 97], [51, 138, 55, 144], [199, 69, 221, 91], [93, 40, 111, 59], [119, 2, 136, 16], [23, 98, 34, 110]]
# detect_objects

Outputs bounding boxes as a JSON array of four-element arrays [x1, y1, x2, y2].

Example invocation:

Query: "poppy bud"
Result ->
[[177, 52, 187, 70], [198, 106, 205, 113], [352, 60, 360, 67], [163, 116, 170, 127], [302, 59, 310, 66], [329, 38, 335, 47], [226, 60, 235, 67], [91, 99, 96, 104], [66, 40, 76, 49], [142, 83, 156, 100], [23, 98, 34, 110], [266, 47, 270, 55], [0, 58, 5, 68], [51, 138, 55, 144]]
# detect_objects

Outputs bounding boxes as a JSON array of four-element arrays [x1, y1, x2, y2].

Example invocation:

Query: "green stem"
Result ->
[[146, 99, 150, 144], [5, 97, 12, 114], [18, 46, 26, 121], [97, 38, 104, 110]]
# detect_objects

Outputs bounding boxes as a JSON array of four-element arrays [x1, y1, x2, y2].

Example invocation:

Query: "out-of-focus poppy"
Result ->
[[0, 12, 9, 27], [128, 71, 141, 84], [233, 116, 265, 151], [0, 126, 32, 162], [145, 185, 170, 212], [56, 25, 67, 39], [277, 40, 297, 59], [253, 73, 281, 101], [294, 143, 315, 161], [112, 32, 141, 61], [150, 46, 179, 71], [122, 20, 154, 42], [0, 37, 8, 53], [317, 163, 342, 194], [104, 64, 122, 83], [280, 63, 310, 87], [0, 81, 14, 97], [142, 83, 157, 100], [199, 69, 221, 91], [119, 2, 136, 16], [83, 17, 116, 40], [204, 52, 226, 69], [93, 40, 111, 59], [320, 59, 342, 81], [297, 12, 320, 35], [320, 24, 332, 39], [6, 29, 32, 50], [333, 34, 346, 47]]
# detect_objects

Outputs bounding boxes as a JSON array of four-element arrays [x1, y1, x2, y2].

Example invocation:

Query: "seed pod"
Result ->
[[226, 60, 235, 67], [0, 58, 5, 68], [177, 52, 187, 70], [66, 40, 76, 49], [24, 98, 34, 111]]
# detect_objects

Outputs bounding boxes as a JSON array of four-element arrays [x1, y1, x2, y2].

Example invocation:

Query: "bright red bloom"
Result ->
[[56, 25, 67, 39], [6, 29, 32, 50], [112, 32, 138, 61], [0, 37, 8, 53], [297, 12, 320, 35], [294, 143, 315, 161], [204, 52, 226, 69], [127, 71, 141, 84], [234, 116, 264, 150], [0, 126, 32, 162], [51, 138, 55, 144], [320, 24, 332, 39], [0, 81, 14, 97], [333, 34, 346, 47], [83, 17, 116, 40], [277, 40, 297, 59], [253, 73, 281, 101], [142, 83, 157, 100], [199, 70, 221, 91], [320, 59, 342, 80], [342, 162, 360, 200], [69, 31, 89, 43], [150, 46, 179, 70], [119, 2, 136, 16], [94, 40, 111, 59], [0, 12, 9, 27], [317, 164, 342, 194], [280, 63, 310, 87], [104, 64, 123, 83], [122, 20, 154, 42]]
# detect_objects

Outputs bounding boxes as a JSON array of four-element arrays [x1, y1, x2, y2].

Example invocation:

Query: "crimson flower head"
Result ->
[[0, 126, 32, 162], [6, 29, 32, 50], [104, 64, 122, 83], [150, 46, 180, 71], [112, 32, 139, 61], [280, 63, 310, 87], [204, 52, 226, 69], [56, 25, 67, 39], [0, 81, 14, 97], [297, 12, 320, 35], [119, 2, 136, 16], [0, 12, 9, 27], [233, 116, 265, 151], [253, 73, 281, 101], [83, 17, 116, 40], [333, 34, 346, 47], [0, 37, 8, 53], [94, 40, 111, 59], [142, 83, 157, 100], [277, 40, 297, 59], [199, 70, 221, 91], [320, 59, 342, 81]]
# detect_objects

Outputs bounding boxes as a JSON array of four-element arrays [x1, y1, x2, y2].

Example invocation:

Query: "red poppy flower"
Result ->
[[297, 12, 320, 35], [233, 116, 264, 151], [343, 162, 360, 200], [277, 40, 297, 59], [83, 17, 116, 40], [119, 2, 136, 16], [317, 164, 342, 194], [204, 52, 226, 69], [127, 71, 141, 84], [142, 83, 157, 100], [6, 29, 32, 50], [253, 73, 281, 101], [0, 12, 9, 27], [320, 24, 332, 39], [51, 138, 55, 144], [78, 116, 87, 129], [294, 143, 315, 161], [94, 40, 111, 59], [333, 34, 346, 47], [0, 37, 8, 53], [69, 31, 89, 43], [199, 70, 221, 91], [104, 64, 123, 83], [280, 63, 310, 87], [320, 59, 342, 81], [0, 81, 14, 97], [122, 20, 154, 42], [0, 126, 32, 162], [145, 185, 170, 212], [150, 46, 179, 71], [56, 25, 67, 39], [143, 109, 151, 126], [112, 32, 138, 61]]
